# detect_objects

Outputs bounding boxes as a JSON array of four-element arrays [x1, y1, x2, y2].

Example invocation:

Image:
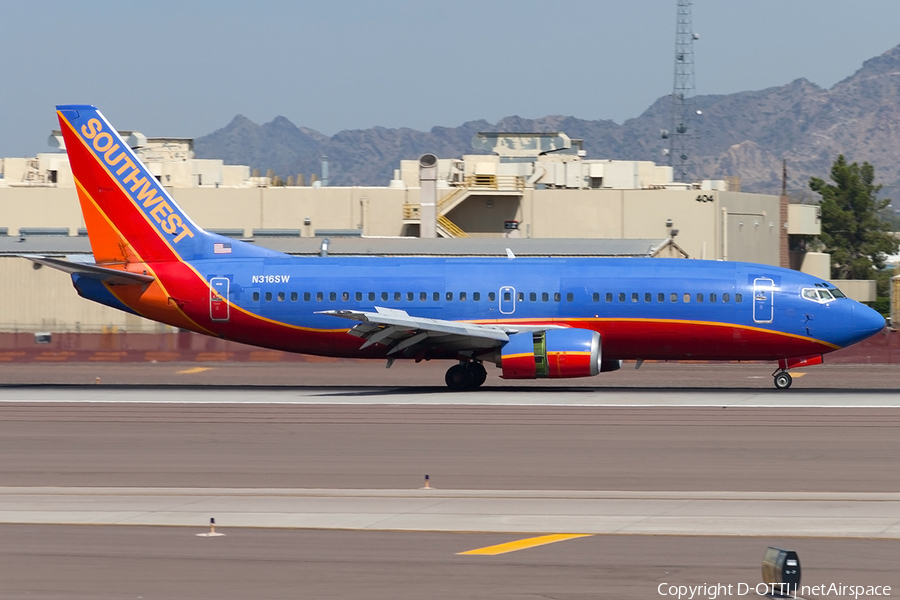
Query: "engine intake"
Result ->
[[497, 329, 601, 379]]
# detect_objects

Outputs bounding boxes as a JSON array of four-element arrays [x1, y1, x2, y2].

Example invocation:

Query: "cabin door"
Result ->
[[499, 286, 516, 314], [752, 277, 774, 324], [209, 277, 230, 322]]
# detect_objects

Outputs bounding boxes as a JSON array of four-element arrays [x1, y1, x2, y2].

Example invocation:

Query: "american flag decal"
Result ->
[[213, 242, 232, 254]]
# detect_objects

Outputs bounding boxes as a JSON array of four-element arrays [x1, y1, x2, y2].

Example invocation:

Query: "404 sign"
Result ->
[[695, 194, 714, 203]]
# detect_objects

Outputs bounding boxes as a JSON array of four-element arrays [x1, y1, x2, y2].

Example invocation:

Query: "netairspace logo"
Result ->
[[657, 582, 892, 599]]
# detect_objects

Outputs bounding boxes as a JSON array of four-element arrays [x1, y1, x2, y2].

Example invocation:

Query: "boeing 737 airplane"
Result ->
[[26, 105, 886, 389]]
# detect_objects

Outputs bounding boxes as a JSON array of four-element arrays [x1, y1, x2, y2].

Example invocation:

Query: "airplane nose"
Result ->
[[852, 302, 885, 341]]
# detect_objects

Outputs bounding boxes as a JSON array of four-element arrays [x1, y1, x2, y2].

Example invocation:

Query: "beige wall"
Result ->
[[719, 190, 780, 265], [0, 258, 165, 333], [0, 184, 780, 261], [0, 187, 87, 235], [0, 185, 784, 334], [529, 189, 625, 239]]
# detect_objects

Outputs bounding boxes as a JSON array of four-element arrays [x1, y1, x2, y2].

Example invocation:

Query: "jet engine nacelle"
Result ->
[[496, 329, 601, 379]]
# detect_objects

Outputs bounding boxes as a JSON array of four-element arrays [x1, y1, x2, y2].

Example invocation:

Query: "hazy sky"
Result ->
[[3, 0, 900, 157]]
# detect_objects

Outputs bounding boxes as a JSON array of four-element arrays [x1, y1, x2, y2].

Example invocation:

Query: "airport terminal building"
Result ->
[[0, 129, 829, 335]]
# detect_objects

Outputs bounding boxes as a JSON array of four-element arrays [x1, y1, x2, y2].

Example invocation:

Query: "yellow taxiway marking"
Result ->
[[791, 372, 807, 378], [458, 534, 592, 556], [177, 367, 212, 375]]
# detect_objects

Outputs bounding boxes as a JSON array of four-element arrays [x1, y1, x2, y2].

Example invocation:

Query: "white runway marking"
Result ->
[[1, 387, 900, 407], [1, 487, 898, 537]]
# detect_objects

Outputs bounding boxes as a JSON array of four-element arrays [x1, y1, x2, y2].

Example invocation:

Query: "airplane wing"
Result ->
[[319, 306, 565, 356], [20, 255, 156, 286]]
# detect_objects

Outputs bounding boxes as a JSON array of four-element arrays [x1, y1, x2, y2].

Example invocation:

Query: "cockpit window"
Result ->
[[830, 286, 847, 298], [802, 287, 836, 303]]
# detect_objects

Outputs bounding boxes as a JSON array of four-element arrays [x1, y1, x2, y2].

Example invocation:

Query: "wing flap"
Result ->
[[319, 307, 567, 355]]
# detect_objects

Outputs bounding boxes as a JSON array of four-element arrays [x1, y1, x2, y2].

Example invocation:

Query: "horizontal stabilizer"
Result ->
[[21, 255, 155, 286]]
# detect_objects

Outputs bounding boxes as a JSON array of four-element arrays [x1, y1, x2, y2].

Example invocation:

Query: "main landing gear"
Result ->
[[445, 361, 488, 391], [773, 370, 793, 390]]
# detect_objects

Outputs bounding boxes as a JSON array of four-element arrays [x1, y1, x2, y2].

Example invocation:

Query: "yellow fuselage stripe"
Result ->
[[457, 533, 592, 556]]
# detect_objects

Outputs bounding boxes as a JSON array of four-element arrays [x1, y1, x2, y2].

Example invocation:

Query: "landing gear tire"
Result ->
[[445, 364, 475, 391], [468, 362, 487, 388], [774, 371, 793, 390]]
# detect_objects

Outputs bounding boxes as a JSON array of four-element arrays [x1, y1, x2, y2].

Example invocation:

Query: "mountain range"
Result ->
[[195, 44, 900, 195]]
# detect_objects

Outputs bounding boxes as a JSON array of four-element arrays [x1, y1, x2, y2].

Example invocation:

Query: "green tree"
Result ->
[[809, 155, 898, 280]]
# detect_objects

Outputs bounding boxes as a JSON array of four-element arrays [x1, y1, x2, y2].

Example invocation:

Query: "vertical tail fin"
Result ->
[[56, 105, 204, 264]]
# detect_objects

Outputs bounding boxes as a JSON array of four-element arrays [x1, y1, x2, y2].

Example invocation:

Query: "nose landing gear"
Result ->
[[773, 370, 793, 390], [445, 361, 488, 391]]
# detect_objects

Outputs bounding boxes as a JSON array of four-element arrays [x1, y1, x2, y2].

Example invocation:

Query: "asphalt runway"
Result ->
[[2, 362, 898, 598], [0, 403, 897, 491], [1, 526, 898, 600]]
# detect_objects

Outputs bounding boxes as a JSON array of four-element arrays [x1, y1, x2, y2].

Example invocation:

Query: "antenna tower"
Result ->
[[670, 0, 697, 182]]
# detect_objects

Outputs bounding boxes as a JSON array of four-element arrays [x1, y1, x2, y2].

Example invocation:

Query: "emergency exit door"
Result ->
[[210, 277, 230, 322], [752, 277, 774, 324]]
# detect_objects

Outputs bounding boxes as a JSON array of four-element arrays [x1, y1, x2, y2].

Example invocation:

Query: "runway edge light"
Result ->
[[196, 516, 225, 537]]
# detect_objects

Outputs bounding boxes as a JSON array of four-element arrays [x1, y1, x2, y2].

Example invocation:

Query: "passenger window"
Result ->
[[473, 292, 481, 301], [407, 292, 414, 301], [645, 293, 651, 303], [544, 292, 550, 302], [394, 292, 401, 301], [290, 292, 298, 302], [460, 292, 467, 301], [342, 292, 349, 301], [381, 292, 388, 301], [554, 292, 561, 302], [683, 293, 690, 303], [618, 293, 625, 302], [434, 292, 440, 301], [567, 292, 574, 302], [329, 292, 337, 301], [531, 292, 538, 302], [420, 292, 427, 301], [368, 292, 375, 301], [735, 293, 743, 303], [696, 293, 703, 303], [317, 292, 323, 302], [355, 292, 362, 301], [723, 293, 730, 302], [303, 292, 310, 301], [631, 292, 638, 303], [489, 292, 496, 302], [709, 293, 716, 303], [592, 292, 599, 302], [448, 292, 455, 301], [265, 292, 273, 302], [253, 292, 260, 302], [605, 292, 612, 302], [277, 292, 285, 302], [670, 293, 677, 302], [517, 292, 524, 301], [503, 292, 510, 302], [658, 293, 664, 303]]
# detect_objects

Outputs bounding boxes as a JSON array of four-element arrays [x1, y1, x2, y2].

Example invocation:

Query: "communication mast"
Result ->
[[667, 0, 698, 183]]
